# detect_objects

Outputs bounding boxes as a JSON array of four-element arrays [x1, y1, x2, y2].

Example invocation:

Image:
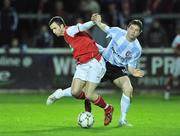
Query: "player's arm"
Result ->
[[127, 53, 144, 77], [66, 21, 95, 37], [96, 22, 110, 33], [96, 43, 105, 53], [91, 13, 110, 33]]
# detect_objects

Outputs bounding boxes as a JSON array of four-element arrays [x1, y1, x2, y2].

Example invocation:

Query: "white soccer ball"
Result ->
[[77, 111, 94, 128]]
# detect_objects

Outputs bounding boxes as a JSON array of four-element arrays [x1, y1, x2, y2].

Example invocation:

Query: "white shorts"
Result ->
[[73, 57, 106, 83]]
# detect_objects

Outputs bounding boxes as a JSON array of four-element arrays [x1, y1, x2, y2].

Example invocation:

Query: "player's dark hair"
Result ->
[[49, 16, 66, 26], [127, 19, 142, 32]]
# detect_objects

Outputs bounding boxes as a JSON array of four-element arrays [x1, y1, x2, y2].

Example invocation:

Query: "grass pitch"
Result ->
[[0, 92, 180, 136]]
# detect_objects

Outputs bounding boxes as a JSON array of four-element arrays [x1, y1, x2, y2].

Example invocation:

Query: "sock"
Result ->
[[54, 89, 63, 99], [54, 87, 72, 99], [74, 91, 86, 100], [62, 87, 72, 97], [120, 94, 130, 122], [93, 96, 107, 109], [84, 99, 91, 112]]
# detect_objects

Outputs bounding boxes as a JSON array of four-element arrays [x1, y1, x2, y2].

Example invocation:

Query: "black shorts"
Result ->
[[101, 61, 128, 82]]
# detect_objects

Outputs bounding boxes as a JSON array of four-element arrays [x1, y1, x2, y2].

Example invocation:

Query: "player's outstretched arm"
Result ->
[[128, 67, 144, 77], [66, 21, 95, 37], [91, 13, 109, 32], [78, 21, 95, 31]]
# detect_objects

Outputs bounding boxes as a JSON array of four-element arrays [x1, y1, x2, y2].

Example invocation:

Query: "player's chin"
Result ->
[[136, 75, 143, 77], [57, 33, 62, 37], [130, 35, 136, 39]]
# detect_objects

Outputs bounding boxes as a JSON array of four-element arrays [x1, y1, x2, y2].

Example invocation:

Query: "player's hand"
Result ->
[[91, 13, 101, 23], [132, 69, 144, 77]]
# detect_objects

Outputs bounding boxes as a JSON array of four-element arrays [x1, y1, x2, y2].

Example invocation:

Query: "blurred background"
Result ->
[[0, 0, 179, 98]]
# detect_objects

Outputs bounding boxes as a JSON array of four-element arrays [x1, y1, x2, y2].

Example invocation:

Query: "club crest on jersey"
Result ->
[[125, 51, 132, 60]]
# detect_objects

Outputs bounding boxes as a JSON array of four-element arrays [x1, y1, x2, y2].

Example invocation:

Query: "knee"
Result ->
[[123, 86, 133, 97], [71, 89, 80, 97], [85, 92, 91, 99], [84, 92, 92, 100]]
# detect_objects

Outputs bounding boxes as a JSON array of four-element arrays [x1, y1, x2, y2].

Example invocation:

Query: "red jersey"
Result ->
[[64, 28, 101, 64]]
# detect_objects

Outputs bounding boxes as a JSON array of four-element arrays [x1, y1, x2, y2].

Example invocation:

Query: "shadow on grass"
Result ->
[[0, 125, 120, 135]]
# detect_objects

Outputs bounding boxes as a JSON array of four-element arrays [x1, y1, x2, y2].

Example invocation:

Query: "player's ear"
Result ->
[[139, 30, 142, 34], [139, 28, 142, 34]]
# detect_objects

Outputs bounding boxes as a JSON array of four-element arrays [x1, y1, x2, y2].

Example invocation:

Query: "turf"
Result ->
[[0, 92, 180, 136]]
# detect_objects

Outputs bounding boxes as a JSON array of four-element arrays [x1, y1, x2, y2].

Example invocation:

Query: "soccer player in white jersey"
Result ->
[[47, 14, 144, 127], [91, 14, 144, 127]]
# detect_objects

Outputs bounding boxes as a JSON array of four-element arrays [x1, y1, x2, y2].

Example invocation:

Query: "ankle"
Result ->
[[105, 105, 112, 112]]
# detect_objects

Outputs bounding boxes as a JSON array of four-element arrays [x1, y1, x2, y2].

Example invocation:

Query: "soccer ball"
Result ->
[[77, 111, 94, 128]]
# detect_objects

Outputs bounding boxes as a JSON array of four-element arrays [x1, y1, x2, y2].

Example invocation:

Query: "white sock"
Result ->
[[120, 93, 130, 122], [62, 87, 72, 97], [54, 87, 72, 99]]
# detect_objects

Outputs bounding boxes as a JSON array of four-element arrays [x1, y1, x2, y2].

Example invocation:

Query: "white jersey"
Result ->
[[102, 27, 142, 68]]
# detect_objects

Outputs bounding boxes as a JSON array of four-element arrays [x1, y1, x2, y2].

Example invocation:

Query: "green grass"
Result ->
[[0, 92, 180, 136]]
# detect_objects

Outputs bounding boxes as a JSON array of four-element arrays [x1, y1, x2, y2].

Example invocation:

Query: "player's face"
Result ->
[[127, 24, 141, 41], [50, 22, 64, 37]]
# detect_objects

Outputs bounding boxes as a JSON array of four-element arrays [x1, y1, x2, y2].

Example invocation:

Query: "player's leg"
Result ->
[[113, 76, 133, 127], [84, 58, 113, 126], [71, 58, 113, 119], [47, 62, 87, 105], [84, 98, 91, 112], [84, 81, 113, 126], [46, 60, 92, 106], [46, 86, 92, 112], [71, 78, 86, 99], [84, 59, 111, 113]]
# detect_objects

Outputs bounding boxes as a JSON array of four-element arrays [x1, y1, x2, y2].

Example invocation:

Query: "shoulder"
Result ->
[[106, 27, 127, 39], [66, 25, 79, 37], [108, 27, 127, 34], [66, 25, 77, 32]]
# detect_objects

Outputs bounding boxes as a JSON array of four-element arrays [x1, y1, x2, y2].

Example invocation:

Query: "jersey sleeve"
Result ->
[[106, 27, 126, 39], [66, 21, 95, 37], [66, 26, 79, 37]]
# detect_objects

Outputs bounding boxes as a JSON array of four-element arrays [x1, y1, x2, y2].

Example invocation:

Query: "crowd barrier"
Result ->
[[0, 48, 179, 90]]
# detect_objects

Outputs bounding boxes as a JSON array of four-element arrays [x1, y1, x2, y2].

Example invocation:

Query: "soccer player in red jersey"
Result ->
[[48, 16, 113, 126]]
